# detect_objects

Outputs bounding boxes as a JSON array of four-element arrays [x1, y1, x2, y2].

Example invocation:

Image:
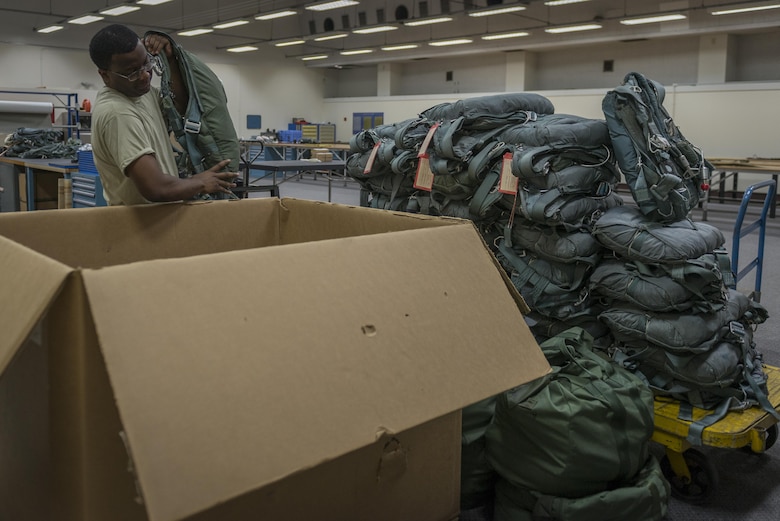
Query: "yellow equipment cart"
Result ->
[[652, 364, 780, 503]]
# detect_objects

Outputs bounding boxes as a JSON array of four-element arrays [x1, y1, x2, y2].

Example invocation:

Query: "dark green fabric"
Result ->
[[461, 397, 499, 510], [486, 327, 656, 499], [498, 113, 610, 149], [602, 71, 707, 223], [590, 251, 732, 313], [145, 31, 240, 175], [592, 205, 725, 264], [3, 128, 81, 159], [516, 190, 623, 231], [496, 242, 594, 320], [508, 220, 605, 266], [511, 145, 619, 194], [420, 92, 555, 126], [599, 288, 756, 354], [493, 455, 669, 521]]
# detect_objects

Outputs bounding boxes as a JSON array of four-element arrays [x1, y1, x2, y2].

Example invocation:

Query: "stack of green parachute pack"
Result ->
[[346, 72, 778, 520]]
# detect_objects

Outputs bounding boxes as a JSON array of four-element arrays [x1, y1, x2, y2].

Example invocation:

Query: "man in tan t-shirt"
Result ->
[[89, 24, 237, 205]]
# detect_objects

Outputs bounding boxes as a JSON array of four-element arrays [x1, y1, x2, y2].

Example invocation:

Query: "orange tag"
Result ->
[[498, 152, 518, 195], [417, 122, 440, 158], [363, 142, 380, 174], [414, 155, 435, 191]]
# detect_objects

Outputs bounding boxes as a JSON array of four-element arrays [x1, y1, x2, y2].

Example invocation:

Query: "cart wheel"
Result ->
[[660, 448, 719, 503], [741, 423, 778, 454], [766, 424, 778, 450]]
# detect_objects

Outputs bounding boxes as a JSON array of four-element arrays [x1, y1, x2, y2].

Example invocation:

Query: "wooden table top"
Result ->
[[708, 157, 780, 171]]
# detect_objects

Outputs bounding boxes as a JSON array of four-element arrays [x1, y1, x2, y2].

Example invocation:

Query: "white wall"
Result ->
[[531, 38, 702, 90], [397, 54, 507, 95], [4, 37, 780, 191], [0, 42, 327, 139], [321, 81, 780, 192], [0, 44, 101, 126], [323, 67, 378, 99], [731, 32, 780, 82]]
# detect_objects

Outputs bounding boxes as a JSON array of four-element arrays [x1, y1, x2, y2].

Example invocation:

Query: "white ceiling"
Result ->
[[2, 1, 780, 68]]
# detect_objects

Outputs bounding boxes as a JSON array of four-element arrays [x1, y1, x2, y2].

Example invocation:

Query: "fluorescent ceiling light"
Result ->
[[227, 46, 259, 53], [177, 28, 214, 36], [306, 0, 359, 12], [403, 16, 453, 26], [712, 4, 780, 15], [137, 0, 174, 5], [255, 9, 298, 20], [100, 5, 141, 16], [274, 39, 306, 47], [340, 49, 373, 55], [213, 20, 250, 29], [381, 44, 420, 50], [314, 32, 349, 41], [68, 15, 104, 25], [352, 24, 398, 34], [469, 5, 526, 17], [36, 24, 64, 34], [545, 23, 602, 33], [481, 31, 530, 40], [620, 14, 686, 25], [544, 0, 591, 5], [429, 38, 472, 46], [301, 54, 329, 60]]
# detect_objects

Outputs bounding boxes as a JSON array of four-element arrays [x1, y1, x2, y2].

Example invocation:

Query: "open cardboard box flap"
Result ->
[[0, 235, 70, 375], [81, 224, 548, 521], [0, 198, 550, 521]]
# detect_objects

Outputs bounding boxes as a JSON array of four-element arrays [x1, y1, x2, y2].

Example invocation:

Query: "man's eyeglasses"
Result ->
[[108, 53, 162, 82]]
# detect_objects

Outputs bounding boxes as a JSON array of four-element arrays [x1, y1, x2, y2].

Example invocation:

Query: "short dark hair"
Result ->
[[89, 24, 140, 70]]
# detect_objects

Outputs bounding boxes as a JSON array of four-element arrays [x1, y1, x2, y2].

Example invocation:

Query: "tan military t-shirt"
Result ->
[[91, 86, 179, 205]]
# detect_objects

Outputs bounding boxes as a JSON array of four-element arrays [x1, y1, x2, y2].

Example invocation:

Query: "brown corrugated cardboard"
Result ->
[[0, 198, 550, 521]]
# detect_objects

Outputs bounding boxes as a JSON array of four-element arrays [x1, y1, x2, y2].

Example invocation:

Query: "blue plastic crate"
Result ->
[[278, 130, 302, 143]]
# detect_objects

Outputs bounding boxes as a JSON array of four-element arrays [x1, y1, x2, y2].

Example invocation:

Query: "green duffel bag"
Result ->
[[461, 396, 499, 511], [493, 455, 670, 521], [486, 327, 655, 499]]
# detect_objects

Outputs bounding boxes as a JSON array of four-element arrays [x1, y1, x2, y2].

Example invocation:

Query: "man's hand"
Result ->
[[192, 159, 239, 195], [143, 31, 188, 114], [143, 33, 174, 59]]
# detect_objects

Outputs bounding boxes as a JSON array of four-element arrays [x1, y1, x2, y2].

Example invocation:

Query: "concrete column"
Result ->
[[698, 33, 736, 84], [505, 51, 537, 92], [377, 63, 401, 96]]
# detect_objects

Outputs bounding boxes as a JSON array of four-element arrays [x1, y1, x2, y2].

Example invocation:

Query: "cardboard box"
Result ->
[[0, 198, 549, 521], [312, 147, 334, 162]]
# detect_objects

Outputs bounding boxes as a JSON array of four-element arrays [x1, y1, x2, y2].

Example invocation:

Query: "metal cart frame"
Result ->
[[652, 180, 779, 503]]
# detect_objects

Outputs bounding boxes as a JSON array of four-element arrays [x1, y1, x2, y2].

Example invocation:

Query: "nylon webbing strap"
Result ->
[[169, 47, 205, 169], [435, 116, 464, 159], [469, 169, 501, 219], [497, 239, 553, 302], [685, 398, 736, 446], [742, 353, 780, 422], [525, 188, 563, 223], [515, 145, 554, 180], [467, 140, 506, 179]]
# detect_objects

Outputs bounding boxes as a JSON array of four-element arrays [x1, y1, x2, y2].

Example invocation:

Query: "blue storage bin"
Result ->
[[278, 130, 302, 142], [77, 150, 98, 173]]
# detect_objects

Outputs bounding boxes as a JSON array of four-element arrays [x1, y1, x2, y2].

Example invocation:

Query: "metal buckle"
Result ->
[[184, 119, 201, 134], [729, 321, 747, 343]]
